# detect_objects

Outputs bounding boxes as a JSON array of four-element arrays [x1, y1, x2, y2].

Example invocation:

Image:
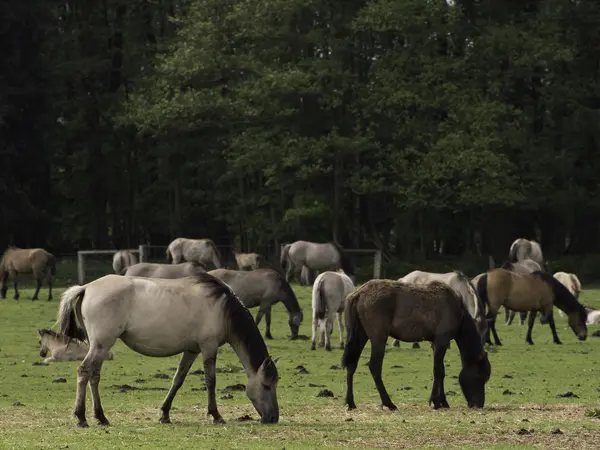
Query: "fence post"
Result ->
[[77, 251, 85, 285], [373, 250, 382, 279], [139, 244, 146, 263]]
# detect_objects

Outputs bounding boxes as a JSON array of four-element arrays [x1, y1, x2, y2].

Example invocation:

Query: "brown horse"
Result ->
[[501, 259, 543, 326], [342, 279, 491, 411], [0, 247, 56, 301], [476, 269, 588, 346]]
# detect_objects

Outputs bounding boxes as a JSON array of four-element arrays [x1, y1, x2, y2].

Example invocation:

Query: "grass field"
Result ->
[[2, 282, 600, 449]]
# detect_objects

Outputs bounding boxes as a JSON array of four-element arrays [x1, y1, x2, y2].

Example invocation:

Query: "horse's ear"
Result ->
[[273, 357, 280, 364], [37, 329, 42, 336]]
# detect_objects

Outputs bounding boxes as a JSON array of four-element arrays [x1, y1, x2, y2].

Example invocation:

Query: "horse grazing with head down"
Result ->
[[209, 268, 303, 340], [123, 261, 206, 278], [56, 273, 279, 427], [342, 279, 491, 411], [280, 241, 354, 284], [310, 269, 355, 351], [166, 238, 222, 269], [112, 250, 138, 275], [38, 329, 114, 364], [0, 247, 56, 301], [232, 251, 262, 271], [477, 269, 588, 346]]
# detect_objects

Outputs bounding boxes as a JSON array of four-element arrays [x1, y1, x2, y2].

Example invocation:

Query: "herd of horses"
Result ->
[[0, 237, 597, 427]]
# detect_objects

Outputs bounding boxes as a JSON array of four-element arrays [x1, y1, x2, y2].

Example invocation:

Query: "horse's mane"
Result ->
[[452, 270, 483, 315], [205, 239, 222, 265], [500, 260, 514, 271], [190, 273, 270, 372], [531, 271, 586, 316], [330, 241, 355, 276], [272, 269, 302, 315]]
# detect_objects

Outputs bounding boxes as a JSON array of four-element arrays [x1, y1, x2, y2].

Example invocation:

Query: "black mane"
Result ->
[[330, 241, 355, 276], [192, 273, 270, 372], [500, 260, 514, 271], [531, 270, 586, 315]]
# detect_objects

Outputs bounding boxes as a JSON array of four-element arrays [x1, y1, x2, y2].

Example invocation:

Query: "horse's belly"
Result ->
[[120, 331, 201, 357]]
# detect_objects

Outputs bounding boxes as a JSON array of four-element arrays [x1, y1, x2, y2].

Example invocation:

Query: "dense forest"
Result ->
[[3, 0, 600, 270]]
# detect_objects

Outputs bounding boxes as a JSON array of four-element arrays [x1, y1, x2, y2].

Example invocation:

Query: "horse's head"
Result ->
[[287, 309, 303, 340], [38, 329, 50, 358], [567, 306, 588, 341], [459, 351, 491, 408], [246, 356, 279, 424]]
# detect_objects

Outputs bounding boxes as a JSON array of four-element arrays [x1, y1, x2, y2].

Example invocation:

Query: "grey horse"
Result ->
[[166, 238, 222, 269], [56, 273, 280, 426], [300, 265, 318, 286], [280, 241, 354, 284], [508, 238, 546, 270], [232, 251, 262, 270], [112, 250, 138, 275], [501, 259, 543, 325], [209, 268, 303, 340], [123, 261, 206, 278]]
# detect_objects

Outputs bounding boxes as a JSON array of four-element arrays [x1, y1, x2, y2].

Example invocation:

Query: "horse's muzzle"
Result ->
[[39, 350, 47, 357], [578, 333, 587, 341]]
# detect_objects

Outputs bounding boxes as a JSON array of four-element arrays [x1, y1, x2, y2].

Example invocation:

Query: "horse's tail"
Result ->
[[313, 275, 328, 320], [508, 240, 519, 262], [56, 285, 88, 343], [341, 288, 366, 370], [166, 246, 173, 263], [476, 273, 489, 310], [280, 244, 291, 270]]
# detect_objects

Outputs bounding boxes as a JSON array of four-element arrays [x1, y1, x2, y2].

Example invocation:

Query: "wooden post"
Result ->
[[139, 244, 146, 263], [374, 250, 382, 279], [488, 255, 495, 269], [77, 251, 85, 285]]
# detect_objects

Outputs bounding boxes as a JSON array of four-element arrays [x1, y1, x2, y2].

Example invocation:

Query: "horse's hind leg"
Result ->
[[46, 269, 53, 301], [337, 311, 345, 349], [11, 271, 19, 300], [160, 351, 200, 424], [32, 272, 42, 301], [429, 343, 450, 409], [0, 271, 8, 299], [368, 339, 397, 411], [519, 311, 527, 326], [486, 310, 502, 346], [74, 353, 94, 426], [202, 347, 226, 424], [525, 311, 537, 345], [264, 306, 273, 339], [344, 328, 368, 410]]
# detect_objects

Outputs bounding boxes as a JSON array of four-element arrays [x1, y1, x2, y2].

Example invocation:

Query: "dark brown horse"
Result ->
[[342, 279, 491, 411], [477, 269, 588, 346], [0, 247, 56, 301]]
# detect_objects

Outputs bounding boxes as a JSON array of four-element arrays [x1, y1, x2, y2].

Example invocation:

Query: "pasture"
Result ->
[[2, 284, 600, 449]]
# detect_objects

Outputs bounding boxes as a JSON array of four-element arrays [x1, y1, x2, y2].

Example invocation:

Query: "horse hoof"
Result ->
[[554, 340, 563, 345], [213, 417, 226, 425], [310, 343, 316, 351], [347, 404, 357, 411], [340, 344, 345, 350], [526, 340, 534, 345], [77, 421, 89, 428], [265, 334, 273, 340], [325, 344, 332, 352], [97, 418, 110, 426], [159, 416, 171, 424], [386, 404, 398, 411]]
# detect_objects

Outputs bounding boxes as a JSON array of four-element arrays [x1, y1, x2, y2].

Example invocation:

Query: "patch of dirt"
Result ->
[[556, 392, 579, 398], [503, 374, 514, 379], [503, 390, 515, 395], [216, 366, 243, 374], [12, 402, 24, 407], [309, 383, 325, 388], [135, 378, 146, 383], [296, 365, 309, 374], [191, 387, 207, 392], [152, 373, 170, 379], [52, 378, 67, 383], [236, 414, 254, 421], [31, 362, 49, 366], [222, 384, 246, 392], [329, 365, 341, 370], [111, 384, 168, 393], [190, 369, 204, 375], [220, 393, 234, 400], [167, 367, 177, 371], [316, 389, 334, 398], [294, 335, 310, 340], [391, 365, 404, 369]]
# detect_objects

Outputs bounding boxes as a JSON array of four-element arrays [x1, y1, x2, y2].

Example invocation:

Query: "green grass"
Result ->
[[2, 285, 600, 449]]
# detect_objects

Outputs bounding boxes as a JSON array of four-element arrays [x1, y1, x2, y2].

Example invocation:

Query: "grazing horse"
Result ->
[[476, 269, 588, 346], [123, 261, 206, 278], [56, 273, 279, 427], [584, 306, 600, 325], [112, 250, 138, 275], [508, 238, 546, 269], [209, 268, 303, 340], [166, 238, 222, 269], [280, 241, 354, 284], [310, 269, 355, 351], [501, 259, 543, 326], [0, 247, 56, 301], [393, 270, 488, 348], [342, 280, 491, 411], [38, 329, 114, 364], [232, 251, 262, 271]]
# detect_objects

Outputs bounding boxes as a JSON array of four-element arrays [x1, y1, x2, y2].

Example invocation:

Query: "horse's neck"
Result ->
[[227, 334, 259, 377], [454, 315, 482, 364], [280, 287, 301, 313]]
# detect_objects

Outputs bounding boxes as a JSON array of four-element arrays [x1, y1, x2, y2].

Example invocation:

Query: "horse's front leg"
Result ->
[[546, 313, 562, 345], [0, 271, 7, 299], [525, 311, 536, 345], [11, 271, 19, 300], [368, 339, 397, 411], [202, 349, 225, 424], [344, 329, 368, 411], [160, 351, 199, 424], [487, 309, 502, 346], [429, 343, 450, 409]]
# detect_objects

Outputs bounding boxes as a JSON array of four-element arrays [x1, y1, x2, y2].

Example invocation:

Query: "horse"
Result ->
[[476, 269, 588, 346], [232, 251, 262, 271], [166, 238, 222, 269], [123, 261, 206, 278], [584, 306, 600, 325], [553, 272, 582, 318], [0, 247, 56, 301], [310, 269, 355, 351], [342, 279, 491, 411], [393, 270, 488, 349], [501, 259, 543, 326], [112, 250, 138, 275], [209, 268, 303, 340], [38, 329, 114, 364], [280, 241, 354, 284], [508, 238, 546, 269], [56, 273, 279, 427]]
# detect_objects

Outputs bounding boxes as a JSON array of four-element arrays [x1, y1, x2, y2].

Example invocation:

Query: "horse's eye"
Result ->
[[263, 384, 271, 391]]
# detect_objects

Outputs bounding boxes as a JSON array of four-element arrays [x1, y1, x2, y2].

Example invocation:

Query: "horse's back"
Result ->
[[209, 268, 281, 300]]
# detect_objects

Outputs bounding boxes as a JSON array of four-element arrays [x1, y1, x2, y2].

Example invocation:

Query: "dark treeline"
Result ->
[[3, 0, 600, 268]]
